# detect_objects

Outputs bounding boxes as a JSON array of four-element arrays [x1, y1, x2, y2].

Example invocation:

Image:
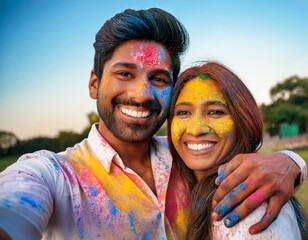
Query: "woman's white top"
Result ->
[[213, 201, 301, 239]]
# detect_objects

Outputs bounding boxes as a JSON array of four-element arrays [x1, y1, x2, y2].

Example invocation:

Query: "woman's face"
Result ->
[[171, 77, 236, 180]]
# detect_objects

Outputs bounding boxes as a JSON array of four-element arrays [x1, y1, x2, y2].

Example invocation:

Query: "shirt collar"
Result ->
[[87, 123, 117, 173], [87, 123, 172, 174]]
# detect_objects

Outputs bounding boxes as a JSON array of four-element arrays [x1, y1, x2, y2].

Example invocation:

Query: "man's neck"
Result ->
[[97, 122, 157, 195], [97, 121, 151, 168]]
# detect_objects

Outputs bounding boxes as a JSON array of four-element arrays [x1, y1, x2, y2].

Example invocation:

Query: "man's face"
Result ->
[[90, 40, 173, 143]]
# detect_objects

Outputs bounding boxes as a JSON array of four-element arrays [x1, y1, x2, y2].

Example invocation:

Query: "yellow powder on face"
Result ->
[[171, 77, 235, 145]]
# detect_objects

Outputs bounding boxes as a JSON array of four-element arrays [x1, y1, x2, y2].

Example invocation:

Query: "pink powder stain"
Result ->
[[131, 43, 165, 66], [250, 191, 264, 204]]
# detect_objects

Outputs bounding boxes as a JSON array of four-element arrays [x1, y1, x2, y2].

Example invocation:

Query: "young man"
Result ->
[[0, 8, 306, 239]]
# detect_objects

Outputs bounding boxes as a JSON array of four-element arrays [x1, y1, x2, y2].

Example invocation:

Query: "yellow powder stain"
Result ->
[[171, 77, 235, 145], [70, 146, 153, 215]]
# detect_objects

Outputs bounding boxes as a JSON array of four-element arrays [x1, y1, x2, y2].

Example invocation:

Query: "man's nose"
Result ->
[[131, 79, 155, 102]]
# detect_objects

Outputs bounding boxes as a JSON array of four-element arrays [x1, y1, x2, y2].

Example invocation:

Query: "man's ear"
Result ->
[[89, 70, 99, 99]]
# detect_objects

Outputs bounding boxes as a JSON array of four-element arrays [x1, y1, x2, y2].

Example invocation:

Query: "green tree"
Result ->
[[80, 112, 100, 138], [0, 131, 19, 155], [262, 76, 308, 135]]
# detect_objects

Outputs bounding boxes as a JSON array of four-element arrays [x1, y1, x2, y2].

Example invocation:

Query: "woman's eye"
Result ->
[[208, 110, 225, 116], [175, 110, 190, 116]]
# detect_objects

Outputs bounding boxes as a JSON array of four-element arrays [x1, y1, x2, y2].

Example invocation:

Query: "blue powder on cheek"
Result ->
[[160, 88, 172, 107]]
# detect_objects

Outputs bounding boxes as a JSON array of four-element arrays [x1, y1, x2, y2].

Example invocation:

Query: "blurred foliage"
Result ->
[[0, 131, 19, 155], [261, 76, 308, 136], [0, 111, 99, 156]]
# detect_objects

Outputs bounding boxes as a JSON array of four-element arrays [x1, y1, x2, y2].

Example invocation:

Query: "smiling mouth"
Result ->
[[187, 143, 215, 151], [120, 106, 151, 118]]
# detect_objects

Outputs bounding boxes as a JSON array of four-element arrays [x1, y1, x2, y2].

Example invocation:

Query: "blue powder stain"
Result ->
[[217, 168, 226, 184], [238, 183, 246, 190], [52, 162, 60, 170], [142, 232, 150, 240], [224, 212, 239, 227], [128, 212, 134, 227], [128, 211, 137, 234], [89, 186, 98, 197], [108, 200, 117, 217], [215, 203, 230, 216], [20, 196, 38, 208], [158, 48, 166, 62]]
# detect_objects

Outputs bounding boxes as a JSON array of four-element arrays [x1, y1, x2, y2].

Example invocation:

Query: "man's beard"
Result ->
[[97, 98, 166, 143]]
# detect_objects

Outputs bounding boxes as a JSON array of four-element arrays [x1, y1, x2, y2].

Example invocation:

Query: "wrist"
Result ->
[[278, 150, 306, 190]]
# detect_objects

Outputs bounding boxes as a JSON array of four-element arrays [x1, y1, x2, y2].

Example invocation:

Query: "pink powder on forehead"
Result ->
[[131, 44, 165, 66]]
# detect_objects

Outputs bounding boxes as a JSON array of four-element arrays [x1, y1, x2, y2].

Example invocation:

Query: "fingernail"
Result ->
[[216, 175, 223, 185], [212, 200, 217, 208], [212, 212, 220, 221], [224, 212, 239, 227], [249, 228, 257, 234], [224, 218, 231, 227]]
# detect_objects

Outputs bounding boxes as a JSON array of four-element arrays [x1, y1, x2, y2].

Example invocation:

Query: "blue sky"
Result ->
[[1, 0, 308, 139]]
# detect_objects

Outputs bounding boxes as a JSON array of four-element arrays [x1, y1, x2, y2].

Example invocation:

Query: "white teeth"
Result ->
[[187, 143, 214, 151], [120, 107, 151, 118]]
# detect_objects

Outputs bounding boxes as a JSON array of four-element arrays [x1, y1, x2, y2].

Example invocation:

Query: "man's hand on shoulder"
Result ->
[[211, 152, 301, 234]]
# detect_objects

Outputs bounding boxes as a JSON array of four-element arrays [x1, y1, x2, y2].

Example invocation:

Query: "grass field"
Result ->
[[1, 148, 308, 213], [0, 155, 20, 172]]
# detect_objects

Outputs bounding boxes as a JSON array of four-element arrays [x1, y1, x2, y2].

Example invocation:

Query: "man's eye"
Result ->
[[117, 71, 133, 78], [150, 76, 171, 85]]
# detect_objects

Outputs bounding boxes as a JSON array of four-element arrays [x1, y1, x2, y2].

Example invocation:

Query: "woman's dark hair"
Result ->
[[167, 61, 264, 239], [93, 8, 189, 83]]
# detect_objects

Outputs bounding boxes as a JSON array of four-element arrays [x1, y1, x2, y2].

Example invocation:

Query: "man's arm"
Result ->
[[211, 151, 306, 234]]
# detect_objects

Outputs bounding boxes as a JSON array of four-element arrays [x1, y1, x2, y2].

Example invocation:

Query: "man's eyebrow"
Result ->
[[111, 62, 138, 69], [154, 69, 172, 77]]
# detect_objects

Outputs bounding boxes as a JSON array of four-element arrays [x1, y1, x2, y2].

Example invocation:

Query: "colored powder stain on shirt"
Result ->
[[52, 162, 60, 171], [128, 211, 137, 234], [89, 186, 98, 197], [108, 199, 118, 217], [142, 231, 150, 240], [19, 196, 44, 213]]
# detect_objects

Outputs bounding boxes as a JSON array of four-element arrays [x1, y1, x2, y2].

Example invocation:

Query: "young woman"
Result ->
[[167, 62, 307, 239]]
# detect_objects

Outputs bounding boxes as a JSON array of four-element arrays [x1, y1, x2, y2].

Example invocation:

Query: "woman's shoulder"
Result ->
[[213, 201, 301, 239]]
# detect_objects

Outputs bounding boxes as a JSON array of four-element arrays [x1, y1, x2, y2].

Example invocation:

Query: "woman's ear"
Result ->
[[89, 70, 99, 99]]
